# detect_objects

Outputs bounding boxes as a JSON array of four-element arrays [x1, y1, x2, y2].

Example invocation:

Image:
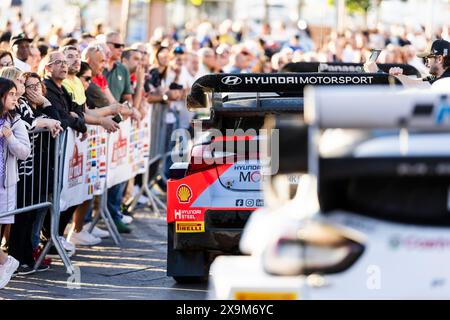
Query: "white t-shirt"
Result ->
[[431, 77, 450, 91], [176, 67, 196, 129], [14, 57, 31, 72]]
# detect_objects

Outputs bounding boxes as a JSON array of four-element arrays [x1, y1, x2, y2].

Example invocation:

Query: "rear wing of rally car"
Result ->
[[187, 73, 401, 114], [276, 87, 450, 178], [281, 62, 421, 78]]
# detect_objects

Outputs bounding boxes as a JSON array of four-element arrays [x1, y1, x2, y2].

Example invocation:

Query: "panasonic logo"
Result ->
[[318, 63, 364, 72], [242, 76, 374, 85], [222, 76, 243, 85]]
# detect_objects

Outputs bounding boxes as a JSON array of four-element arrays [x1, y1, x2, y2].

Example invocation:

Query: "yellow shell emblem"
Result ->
[[177, 184, 192, 203]]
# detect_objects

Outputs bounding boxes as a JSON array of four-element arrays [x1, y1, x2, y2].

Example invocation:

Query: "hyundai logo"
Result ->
[[221, 76, 242, 85]]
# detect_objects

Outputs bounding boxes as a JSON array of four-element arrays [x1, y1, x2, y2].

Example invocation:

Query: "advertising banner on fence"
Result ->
[[131, 113, 150, 175], [89, 126, 108, 196], [106, 119, 133, 188], [60, 128, 94, 211], [107, 118, 150, 188], [60, 114, 152, 209]]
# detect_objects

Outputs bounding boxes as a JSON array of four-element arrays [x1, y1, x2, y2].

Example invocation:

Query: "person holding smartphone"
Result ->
[[364, 40, 450, 88]]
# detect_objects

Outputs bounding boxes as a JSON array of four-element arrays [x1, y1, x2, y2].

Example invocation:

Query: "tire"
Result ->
[[173, 276, 208, 284], [167, 223, 207, 280]]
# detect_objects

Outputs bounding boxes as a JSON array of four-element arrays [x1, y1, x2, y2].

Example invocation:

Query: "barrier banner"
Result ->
[[88, 126, 108, 196], [106, 119, 133, 188], [131, 113, 151, 175], [60, 128, 94, 211], [60, 112, 152, 207]]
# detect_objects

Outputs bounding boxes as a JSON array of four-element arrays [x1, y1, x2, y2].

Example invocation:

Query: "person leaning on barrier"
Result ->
[[18, 72, 62, 261], [0, 68, 63, 138], [0, 68, 60, 269], [78, 61, 109, 109], [0, 78, 31, 289], [121, 48, 147, 120], [82, 43, 118, 105], [103, 33, 141, 234], [61, 45, 120, 134], [8, 71, 62, 275], [37, 52, 88, 256], [104, 33, 133, 106], [61, 45, 122, 246], [364, 39, 450, 89], [76, 61, 133, 238], [40, 51, 87, 135], [77, 62, 133, 116]]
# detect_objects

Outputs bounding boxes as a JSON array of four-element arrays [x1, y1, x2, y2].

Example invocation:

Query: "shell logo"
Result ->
[[176, 184, 192, 203]]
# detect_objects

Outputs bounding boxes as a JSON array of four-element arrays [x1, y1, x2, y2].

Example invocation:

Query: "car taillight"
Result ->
[[187, 144, 235, 174], [262, 222, 365, 276], [187, 137, 261, 174]]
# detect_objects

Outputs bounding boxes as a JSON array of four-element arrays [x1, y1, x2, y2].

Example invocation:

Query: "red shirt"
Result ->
[[130, 73, 137, 86], [92, 74, 108, 92]]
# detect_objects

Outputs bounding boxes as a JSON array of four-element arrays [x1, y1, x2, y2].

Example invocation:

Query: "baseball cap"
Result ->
[[417, 39, 450, 58], [0, 32, 11, 43], [10, 32, 33, 47]]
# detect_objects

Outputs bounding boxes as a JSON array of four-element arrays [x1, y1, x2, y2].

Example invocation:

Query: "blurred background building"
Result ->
[[0, 0, 449, 45]]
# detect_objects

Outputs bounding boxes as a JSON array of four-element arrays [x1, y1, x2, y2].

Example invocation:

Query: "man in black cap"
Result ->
[[365, 39, 450, 88], [10, 32, 33, 72], [389, 39, 450, 88]]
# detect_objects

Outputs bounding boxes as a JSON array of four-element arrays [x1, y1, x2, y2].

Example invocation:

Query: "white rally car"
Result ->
[[209, 87, 450, 299]]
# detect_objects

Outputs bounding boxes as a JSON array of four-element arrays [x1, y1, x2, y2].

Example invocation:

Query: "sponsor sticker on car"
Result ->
[[174, 209, 203, 221], [233, 291, 298, 300], [177, 184, 193, 203], [176, 221, 205, 233]]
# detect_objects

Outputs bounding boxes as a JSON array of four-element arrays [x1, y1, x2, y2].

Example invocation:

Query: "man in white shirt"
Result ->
[[10, 33, 32, 72], [196, 47, 216, 78], [177, 51, 199, 129]]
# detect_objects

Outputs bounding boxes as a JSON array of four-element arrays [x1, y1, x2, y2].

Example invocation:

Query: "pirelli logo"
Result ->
[[176, 221, 205, 233]]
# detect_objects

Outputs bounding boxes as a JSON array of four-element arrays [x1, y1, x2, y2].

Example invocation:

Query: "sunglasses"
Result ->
[[25, 83, 41, 90], [1, 61, 13, 67], [81, 76, 92, 82], [108, 42, 125, 49], [47, 59, 68, 66], [425, 55, 438, 62]]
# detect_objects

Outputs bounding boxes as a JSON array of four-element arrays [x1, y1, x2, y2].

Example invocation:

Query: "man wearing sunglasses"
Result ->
[[103, 32, 140, 233], [104, 32, 134, 108], [366, 39, 450, 89]]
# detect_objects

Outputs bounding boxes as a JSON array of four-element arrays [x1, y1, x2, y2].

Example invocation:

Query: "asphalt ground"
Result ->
[[0, 207, 208, 300]]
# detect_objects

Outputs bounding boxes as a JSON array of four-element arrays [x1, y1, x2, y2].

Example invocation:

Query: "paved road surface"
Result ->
[[0, 208, 208, 300]]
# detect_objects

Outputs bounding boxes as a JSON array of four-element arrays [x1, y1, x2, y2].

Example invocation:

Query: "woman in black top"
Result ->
[[8, 72, 63, 274]]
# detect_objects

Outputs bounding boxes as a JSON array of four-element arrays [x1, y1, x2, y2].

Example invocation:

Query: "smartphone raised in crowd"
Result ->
[[112, 113, 123, 124], [369, 49, 382, 62]]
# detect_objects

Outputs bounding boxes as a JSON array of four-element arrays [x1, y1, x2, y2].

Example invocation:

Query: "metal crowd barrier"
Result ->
[[128, 103, 168, 215], [89, 104, 169, 243], [0, 129, 75, 275], [0, 104, 173, 275]]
